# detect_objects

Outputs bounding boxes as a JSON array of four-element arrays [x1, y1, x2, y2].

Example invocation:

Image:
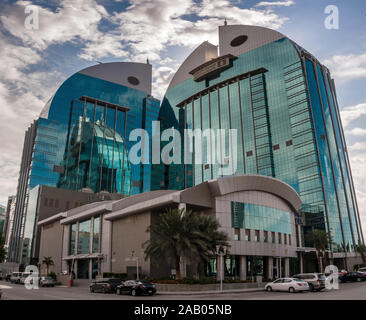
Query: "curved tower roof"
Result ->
[[40, 61, 152, 119], [167, 25, 287, 91], [218, 24, 286, 57]]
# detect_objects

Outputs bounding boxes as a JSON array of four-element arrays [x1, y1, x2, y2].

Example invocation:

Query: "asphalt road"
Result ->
[[1, 280, 366, 300]]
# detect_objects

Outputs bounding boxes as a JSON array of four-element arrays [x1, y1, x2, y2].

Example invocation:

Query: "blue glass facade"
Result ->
[[9, 62, 160, 262], [157, 27, 364, 254], [231, 202, 292, 235], [41, 71, 160, 195], [58, 97, 131, 195]]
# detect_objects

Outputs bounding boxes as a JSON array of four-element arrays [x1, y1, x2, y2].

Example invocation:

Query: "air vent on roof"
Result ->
[[127, 76, 140, 86], [230, 35, 248, 47]]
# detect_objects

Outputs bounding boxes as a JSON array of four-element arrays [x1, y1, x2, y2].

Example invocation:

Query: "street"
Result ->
[[1, 280, 366, 300]]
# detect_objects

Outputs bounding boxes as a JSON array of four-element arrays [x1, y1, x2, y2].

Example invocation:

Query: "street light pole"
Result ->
[[216, 245, 227, 293], [136, 255, 139, 281]]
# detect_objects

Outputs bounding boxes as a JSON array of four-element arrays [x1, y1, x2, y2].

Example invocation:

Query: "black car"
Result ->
[[90, 278, 122, 293], [339, 272, 366, 283], [116, 280, 157, 296]]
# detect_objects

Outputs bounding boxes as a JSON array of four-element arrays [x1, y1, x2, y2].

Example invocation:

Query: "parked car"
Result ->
[[357, 267, 366, 274], [39, 277, 55, 287], [20, 272, 32, 285], [339, 272, 366, 283], [5, 274, 11, 282], [292, 273, 326, 291], [90, 278, 122, 293], [116, 280, 157, 296], [9, 272, 22, 284], [265, 278, 309, 293]]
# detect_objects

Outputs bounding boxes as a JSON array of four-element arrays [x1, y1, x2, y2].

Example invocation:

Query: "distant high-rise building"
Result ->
[[156, 24, 364, 265], [8, 62, 160, 263], [3, 196, 16, 248], [0, 204, 6, 235]]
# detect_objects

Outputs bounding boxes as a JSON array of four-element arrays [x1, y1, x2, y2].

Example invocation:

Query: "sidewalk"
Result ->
[[157, 287, 265, 295]]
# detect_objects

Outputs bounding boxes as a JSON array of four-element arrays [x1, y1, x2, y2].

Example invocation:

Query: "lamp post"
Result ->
[[215, 245, 227, 293]]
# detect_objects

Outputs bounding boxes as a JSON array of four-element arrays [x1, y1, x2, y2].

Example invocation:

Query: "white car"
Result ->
[[358, 267, 366, 274], [265, 278, 310, 293]]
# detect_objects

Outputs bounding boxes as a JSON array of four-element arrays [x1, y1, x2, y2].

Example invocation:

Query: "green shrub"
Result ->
[[49, 272, 57, 281]]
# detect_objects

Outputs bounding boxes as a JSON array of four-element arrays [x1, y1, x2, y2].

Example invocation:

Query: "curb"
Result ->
[[156, 288, 265, 295]]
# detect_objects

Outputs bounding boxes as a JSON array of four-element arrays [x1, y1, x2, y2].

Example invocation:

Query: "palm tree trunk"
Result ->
[[46, 265, 49, 276], [322, 249, 327, 272], [175, 256, 181, 280], [316, 250, 322, 273], [361, 252, 366, 265], [195, 261, 201, 280]]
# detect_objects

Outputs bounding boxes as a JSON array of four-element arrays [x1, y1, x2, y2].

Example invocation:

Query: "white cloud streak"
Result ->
[[340, 103, 366, 129], [0, 0, 292, 206], [323, 53, 366, 84], [256, 1, 295, 7]]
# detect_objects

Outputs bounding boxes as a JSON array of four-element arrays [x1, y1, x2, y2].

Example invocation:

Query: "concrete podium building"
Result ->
[[38, 175, 303, 280]]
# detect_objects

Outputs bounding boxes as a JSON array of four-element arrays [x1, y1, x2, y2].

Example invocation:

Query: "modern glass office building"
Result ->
[[156, 24, 364, 256], [8, 62, 160, 263]]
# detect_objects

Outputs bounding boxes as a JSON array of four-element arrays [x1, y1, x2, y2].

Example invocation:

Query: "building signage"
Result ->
[[189, 54, 237, 82]]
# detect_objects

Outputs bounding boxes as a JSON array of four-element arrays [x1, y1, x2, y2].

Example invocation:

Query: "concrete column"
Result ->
[[217, 255, 225, 281], [268, 257, 273, 280], [178, 203, 187, 277], [90, 217, 94, 254], [239, 256, 247, 280], [74, 259, 78, 280], [75, 221, 79, 255], [178, 203, 187, 213], [61, 225, 70, 273], [300, 253, 304, 274], [297, 225, 303, 247], [285, 257, 290, 277], [89, 259, 92, 280], [180, 256, 187, 278]]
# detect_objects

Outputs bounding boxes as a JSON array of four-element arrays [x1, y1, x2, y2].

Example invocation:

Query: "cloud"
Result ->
[[347, 141, 366, 239], [152, 65, 177, 100], [255, 1, 295, 7], [1, 0, 109, 51], [0, 0, 293, 206], [339, 103, 366, 129], [323, 53, 366, 84], [345, 127, 366, 136]]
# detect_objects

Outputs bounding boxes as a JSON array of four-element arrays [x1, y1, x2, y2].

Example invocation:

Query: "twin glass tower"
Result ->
[[157, 24, 364, 254], [8, 24, 364, 264]]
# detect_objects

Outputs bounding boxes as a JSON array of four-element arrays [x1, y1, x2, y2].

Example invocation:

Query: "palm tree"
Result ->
[[305, 229, 330, 272], [143, 208, 228, 280], [0, 232, 7, 263], [192, 214, 229, 279], [42, 256, 54, 276], [356, 242, 366, 266]]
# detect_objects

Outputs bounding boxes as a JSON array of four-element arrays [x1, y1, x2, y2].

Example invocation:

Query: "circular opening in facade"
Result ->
[[230, 35, 248, 47], [127, 76, 140, 86]]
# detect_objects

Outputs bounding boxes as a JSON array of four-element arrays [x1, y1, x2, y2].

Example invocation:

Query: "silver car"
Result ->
[[265, 278, 310, 293], [39, 277, 55, 287], [292, 273, 326, 291]]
